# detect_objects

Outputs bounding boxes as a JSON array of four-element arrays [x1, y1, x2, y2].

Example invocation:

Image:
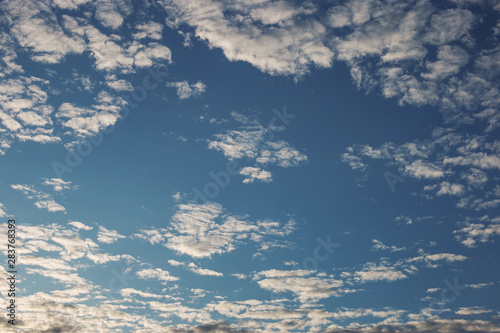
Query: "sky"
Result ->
[[0, 0, 500, 332]]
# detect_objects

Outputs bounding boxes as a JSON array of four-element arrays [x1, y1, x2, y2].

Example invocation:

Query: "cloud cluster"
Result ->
[[208, 111, 307, 183], [10, 178, 76, 213], [135, 201, 296, 258]]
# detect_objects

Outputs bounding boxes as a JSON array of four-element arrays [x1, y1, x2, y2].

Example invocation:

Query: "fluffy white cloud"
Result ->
[[188, 263, 223, 277], [239, 166, 272, 183], [162, 0, 332, 77], [42, 178, 74, 192], [136, 268, 179, 283], [68, 221, 93, 230], [134, 21, 163, 40], [11, 182, 69, 213], [208, 111, 307, 180], [95, 0, 133, 30], [454, 216, 500, 247], [135, 201, 295, 258], [254, 269, 343, 302], [97, 225, 126, 244], [167, 81, 206, 99]]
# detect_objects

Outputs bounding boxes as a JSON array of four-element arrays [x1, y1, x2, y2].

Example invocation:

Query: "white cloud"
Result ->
[[167, 81, 206, 100], [105, 75, 133, 91], [68, 221, 93, 230], [435, 182, 465, 196], [255, 269, 343, 303], [97, 225, 126, 244], [208, 111, 307, 172], [42, 178, 74, 192], [34, 199, 66, 213], [0, 202, 7, 217], [406, 252, 467, 268], [136, 201, 295, 259], [94, 0, 133, 30], [5, 0, 86, 64], [354, 264, 408, 283], [371, 239, 405, 252], [162, 0, 332, 77], [134, 21, 163, 40], [167, 259, 184, 266], [11, 182, 68, 213], [456, 307, 492, 316], [239, 166, 272, 183], [136, 268, 179, 283], [454, 216, 500, 247], [188, 263, 223, 277]]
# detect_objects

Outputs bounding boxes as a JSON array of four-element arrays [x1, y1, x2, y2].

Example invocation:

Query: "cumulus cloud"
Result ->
[[94, 0, 133, 30], [162, 0, 332, 77]]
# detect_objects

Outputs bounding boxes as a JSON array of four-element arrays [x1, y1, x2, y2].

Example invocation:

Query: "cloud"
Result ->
[[254, 269, 343, 303], [456, 306, 492, 316], [208, 111, 307, 177], [188, 263, 223, 277], [34, 199, 66, 213], [55, 92, 127, 137], [162, 0, 332, 77], [160, 0, 500, 137], [454, 216, 500, 247], [167, 80, 206, 99], [0, 202, 7, 217], [168, 259, 184, 266], [466, 282, 494, 289], [407, 252, 467, 268], [10, 182, 68, 213], [97, 225, 126, 244], [94, 0, 132, 30], [134, 21, 163, 40], [105, 75, 133, 91], [136, 268, 179, 283], [137, 201, 295, 258], [68, 221, 93, 230], [239, 166, 272, 183], [371, 239, 405, 252], [354, 264, 408, 283], [42, 177, 74, 192], [120, 288, 165, 299], [323, 319, 500, 332], [4, 0, 86, 63]]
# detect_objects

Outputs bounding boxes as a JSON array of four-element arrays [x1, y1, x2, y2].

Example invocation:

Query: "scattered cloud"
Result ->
[[239, 166, 272, 183], [97, 225, 126, 244], [167, 81, 206, 99], [135, 201, 295, 259]]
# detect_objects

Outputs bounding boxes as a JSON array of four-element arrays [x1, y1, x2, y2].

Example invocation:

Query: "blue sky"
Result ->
[[0, 0, 500, 332]]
